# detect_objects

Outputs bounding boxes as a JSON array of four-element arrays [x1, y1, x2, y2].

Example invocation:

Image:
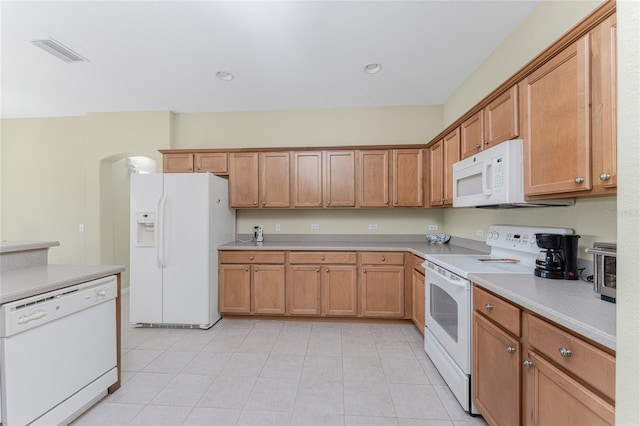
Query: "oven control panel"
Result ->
[[486, 225, 574, 254]]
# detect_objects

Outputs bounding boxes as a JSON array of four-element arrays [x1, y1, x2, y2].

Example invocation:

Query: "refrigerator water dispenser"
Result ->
[[135, 212, 156, 247]]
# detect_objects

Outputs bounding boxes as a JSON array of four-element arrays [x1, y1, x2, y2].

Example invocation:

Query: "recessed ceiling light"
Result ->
[[363, 63, 382, 74], [216, 71, 234, 81]]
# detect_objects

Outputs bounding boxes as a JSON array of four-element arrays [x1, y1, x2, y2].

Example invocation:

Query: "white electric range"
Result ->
[[422, 224, 574, 414]]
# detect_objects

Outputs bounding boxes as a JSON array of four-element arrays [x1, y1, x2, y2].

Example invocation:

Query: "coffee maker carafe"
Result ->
[[534, 233, 580, 280]]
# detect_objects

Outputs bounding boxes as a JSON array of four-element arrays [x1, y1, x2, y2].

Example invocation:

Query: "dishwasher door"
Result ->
[[0, 277, 118, 425]]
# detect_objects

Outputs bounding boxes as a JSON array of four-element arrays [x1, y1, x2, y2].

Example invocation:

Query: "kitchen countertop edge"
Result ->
[[1, 264, 125, 305], [470, 273, 616, 351]]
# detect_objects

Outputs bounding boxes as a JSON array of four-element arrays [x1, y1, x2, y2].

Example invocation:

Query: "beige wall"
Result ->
[[443, 0, 602, 125], [616, 0, 640, 423], [0, 117, 87, 264]]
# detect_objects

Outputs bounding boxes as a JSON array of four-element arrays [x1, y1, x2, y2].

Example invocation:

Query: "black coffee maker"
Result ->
[[534, 233, 580, 280]]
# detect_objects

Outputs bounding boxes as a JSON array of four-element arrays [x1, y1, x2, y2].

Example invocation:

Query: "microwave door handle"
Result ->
[[585, 248, 617, 257], [482, 160, 492, 195]]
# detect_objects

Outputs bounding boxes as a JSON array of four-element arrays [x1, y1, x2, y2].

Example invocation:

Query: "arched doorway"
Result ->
[[99, 155, 156, 290]]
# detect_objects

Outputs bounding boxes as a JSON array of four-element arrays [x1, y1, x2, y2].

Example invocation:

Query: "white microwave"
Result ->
[[452, 140, 573, 208]]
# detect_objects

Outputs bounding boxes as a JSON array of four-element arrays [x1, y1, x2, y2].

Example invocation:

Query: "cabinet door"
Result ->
[[460, 110, 484, 159], [361, 265, 404, 318], [484, 85, 519, 148], [325, 151, 356, 207], [324, 265, 358, 317], [252, 265, 286, 315], [472, 312, 521, 426], [286, 265, 321, 316], [195, 153, 228, 175], [293, 151, 323, 207], [392, 149, 423, 207], [219, 264, 251, 314], [260, 152, 291, 208], [428, 141, 444, 207], [411, 270, 425, 334], [358, 150, 389, 207], [523, 351, 614, 426], [163, 153, 194, 173], [590, 14, 617, 192], [521, 37, 591, 196], [443, 128, 461, 206], [229, 153, 259, 208]]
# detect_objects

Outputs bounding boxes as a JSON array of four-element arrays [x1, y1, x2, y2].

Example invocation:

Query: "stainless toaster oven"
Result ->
[[586, 242, 617, 303]]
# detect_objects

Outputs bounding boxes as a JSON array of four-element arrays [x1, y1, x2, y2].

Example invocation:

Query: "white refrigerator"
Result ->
[[129, 172, 235, 328]]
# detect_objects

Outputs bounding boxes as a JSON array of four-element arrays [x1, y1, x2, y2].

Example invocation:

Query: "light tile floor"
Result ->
[[73, 293, 487, 426]]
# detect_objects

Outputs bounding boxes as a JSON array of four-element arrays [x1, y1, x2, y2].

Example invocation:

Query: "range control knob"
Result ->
[[487, 231, 494, 240], [492, 231, 500, 240]]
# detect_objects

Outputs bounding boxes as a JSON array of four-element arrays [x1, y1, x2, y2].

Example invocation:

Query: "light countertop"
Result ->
[[0, 264, 125, 305], [0, 240, 60, 254], [470, 273, 616, 350]]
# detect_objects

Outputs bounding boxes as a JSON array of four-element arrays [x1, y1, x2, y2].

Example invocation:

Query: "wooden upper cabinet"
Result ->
[[293, 151, 323, 207], [325, 150, 356, 207], [460, 110, 484, 159], [163, 153, 194, 173], [195, 152, 228, 174], [484, 86, 519, 148], [260, 152, 291, 208], [229, 152, 259, 208], [461, 86, 519, 159], [443, 128, 461, 206], [358, 150, 389, 207], [429, 140, 444, 207], [590, 14, 617, 193], [521, 36, 591, 197], [392, 149, 423, 207]]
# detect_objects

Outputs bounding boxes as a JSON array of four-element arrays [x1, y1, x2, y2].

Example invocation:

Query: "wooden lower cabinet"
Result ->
[[286, 265, 322, 316], [473, 285, 616, 426], [252, 265, 286, 315], [473, 312, 521, 426], [324, 265, 358, 316], [361, 265, 404, 318], [523, 351, 614, 426], [411, 268, 425, 334], [219, 264, 252, 314]]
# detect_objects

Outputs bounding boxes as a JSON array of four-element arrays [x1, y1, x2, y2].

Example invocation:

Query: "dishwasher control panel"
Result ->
[[0, 275, 117, 337]]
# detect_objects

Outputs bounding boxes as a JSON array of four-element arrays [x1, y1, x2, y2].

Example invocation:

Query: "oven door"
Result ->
[[424, 263, 471, 373]]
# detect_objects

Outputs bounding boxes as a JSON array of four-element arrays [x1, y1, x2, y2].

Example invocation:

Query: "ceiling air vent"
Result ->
[[30, 38, 88, 63]]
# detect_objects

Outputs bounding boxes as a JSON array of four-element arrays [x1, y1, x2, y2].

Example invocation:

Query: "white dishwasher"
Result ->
[[0, 275, 118, 425]]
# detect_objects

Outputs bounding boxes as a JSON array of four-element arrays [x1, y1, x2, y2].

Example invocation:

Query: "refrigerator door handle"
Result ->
[[157, 195, 167, 268]]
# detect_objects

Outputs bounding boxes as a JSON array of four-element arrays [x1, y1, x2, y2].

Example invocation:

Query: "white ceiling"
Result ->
[[1, 1, 540, 119]]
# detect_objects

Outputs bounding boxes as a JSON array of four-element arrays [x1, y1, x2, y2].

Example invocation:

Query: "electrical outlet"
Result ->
[[311, 224, 320, 230], [78, 224, 85, 233], [275, 224, 281, 232], [368, 224, 378, 230], [428, 225, 438, 231], [476, 229, 484, 237]]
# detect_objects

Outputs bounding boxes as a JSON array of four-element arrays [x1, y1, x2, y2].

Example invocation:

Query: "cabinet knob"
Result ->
[[318, 201, 322, 205], [188, 167, 193, 171], [599, 173, 611, 181], [316, 268, 320, 273], [363, 268, 367, 273], [485, 303, 493, 311], [483, 140, 489, 146], [326, 267, 330, 273], [523, 359, 534, 368], [475, 144, 481, 149], [574, 177, 584, 184], [244, 267, 249, 272], [196, 167, 201, 171], [321, 256, 325, 261], [249, 256, 254, 261], [254, 267, 258, 272], [559, 347, 572, 358], [253, 201, 257, 205], [394, 201, 398, 205], [381, 256, 385, 261], [441, 198, 446, 203], [262, 201, 266, 205], [385, 200, 389, 205], [327, 202, 331, 206], [506, 346, 516, 354]]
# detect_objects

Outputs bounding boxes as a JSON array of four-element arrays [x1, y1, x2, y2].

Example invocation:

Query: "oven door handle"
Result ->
[[431, 272, 470, 290]]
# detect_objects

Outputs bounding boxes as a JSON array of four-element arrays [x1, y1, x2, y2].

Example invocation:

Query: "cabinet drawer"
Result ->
[[361, 252, 404, 265], [412, 255, 425, 274], [473, 286, 521, 336], [289, 252, 357, 264], [219, 251, 285, 264], [526, 313, 615, 401]]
